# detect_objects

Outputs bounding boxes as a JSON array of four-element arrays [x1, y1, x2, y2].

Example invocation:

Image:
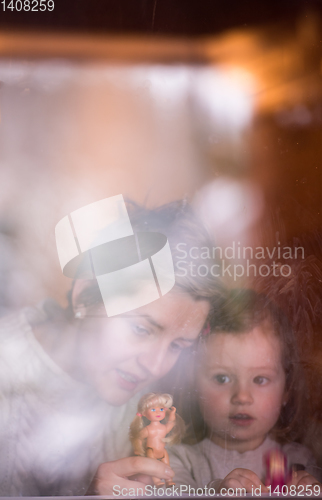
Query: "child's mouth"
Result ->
[[229, 413, 254, 426]]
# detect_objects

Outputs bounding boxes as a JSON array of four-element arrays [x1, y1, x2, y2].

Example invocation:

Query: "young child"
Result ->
[[169, 290, 321, 493]]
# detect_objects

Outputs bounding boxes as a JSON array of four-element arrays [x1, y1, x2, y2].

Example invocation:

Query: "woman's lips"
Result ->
[[229, 413, 255, 426], [115, 369, 144, 392]]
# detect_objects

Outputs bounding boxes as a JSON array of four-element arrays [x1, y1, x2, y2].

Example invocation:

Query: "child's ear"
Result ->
[[282, 391, 289, 406]]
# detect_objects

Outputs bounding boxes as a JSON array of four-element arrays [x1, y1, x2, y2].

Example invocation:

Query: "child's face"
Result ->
[[196, 324, 286, 452]]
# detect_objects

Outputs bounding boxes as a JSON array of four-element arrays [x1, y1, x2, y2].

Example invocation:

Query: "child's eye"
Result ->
[[254, 376, 268, 385], [151, 408, 156, 412], [169, 342, 185, 352], [214, 374, 230, 384], [160, 408, 164, 411]]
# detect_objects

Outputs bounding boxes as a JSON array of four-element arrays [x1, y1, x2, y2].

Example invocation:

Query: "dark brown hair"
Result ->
[[69, 199, 224, 314]]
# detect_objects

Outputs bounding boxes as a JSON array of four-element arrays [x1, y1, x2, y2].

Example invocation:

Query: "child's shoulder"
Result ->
[[168, 439, 217, 486], [281, 441, 316, 467], [169, 438, 220, 464], [170, 440, 203, 457]]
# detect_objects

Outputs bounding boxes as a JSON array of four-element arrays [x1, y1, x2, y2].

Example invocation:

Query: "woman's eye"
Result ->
[[214, 374, 230, 384], [254, 376, 268, 385], [132, 324, 150, 336]]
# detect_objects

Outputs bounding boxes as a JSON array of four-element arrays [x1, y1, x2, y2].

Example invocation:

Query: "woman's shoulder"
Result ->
[[0, 300, 58, 340], [0, 301, 71, 389], [0, 307, 32, 345]]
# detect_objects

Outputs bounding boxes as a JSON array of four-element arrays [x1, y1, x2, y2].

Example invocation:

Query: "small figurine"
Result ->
[[129, 392, 185, 487], [264, 449, 291, 489]]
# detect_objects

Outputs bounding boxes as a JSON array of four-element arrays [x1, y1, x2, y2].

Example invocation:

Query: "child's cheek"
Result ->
[[260, 396, 283, 427], [199, 386, 225, 417], [197, 382, 214, 406]]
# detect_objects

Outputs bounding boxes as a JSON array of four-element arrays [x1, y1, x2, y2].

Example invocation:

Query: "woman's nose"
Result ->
[[231, 382, 253, 405], [136, 342, 168, 379]]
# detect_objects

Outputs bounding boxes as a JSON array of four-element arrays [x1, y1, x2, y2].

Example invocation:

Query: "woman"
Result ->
[[0, 200, 222, 496]]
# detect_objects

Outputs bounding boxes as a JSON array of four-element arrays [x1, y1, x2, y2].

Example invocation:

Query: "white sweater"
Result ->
[[0, 304, 138, 496], [169, 436, 319, 489]]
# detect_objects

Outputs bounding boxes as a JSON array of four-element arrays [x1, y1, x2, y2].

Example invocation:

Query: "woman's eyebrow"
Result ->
[[120, 313, 164, 330]]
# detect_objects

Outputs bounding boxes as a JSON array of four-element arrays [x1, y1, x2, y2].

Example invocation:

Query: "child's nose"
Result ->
[[231, 382, 253, 405]]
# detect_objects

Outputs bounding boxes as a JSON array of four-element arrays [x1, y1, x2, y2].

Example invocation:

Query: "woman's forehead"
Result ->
[[124, 292, 208, 330]]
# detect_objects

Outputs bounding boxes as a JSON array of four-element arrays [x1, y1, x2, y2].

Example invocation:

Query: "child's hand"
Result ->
[[219, 468, 268, 494], [288, 469, 321, 489]]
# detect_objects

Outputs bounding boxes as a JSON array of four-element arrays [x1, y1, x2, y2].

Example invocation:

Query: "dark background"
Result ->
[[1, 0, 322, 36]]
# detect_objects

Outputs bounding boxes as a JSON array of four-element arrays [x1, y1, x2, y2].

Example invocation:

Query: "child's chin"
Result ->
[[223, 426, 254, 442]]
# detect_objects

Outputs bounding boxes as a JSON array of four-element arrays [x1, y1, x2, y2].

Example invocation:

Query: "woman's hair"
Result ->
[[69, 199, 224, 315], [187, 289, 307, 444], [129, 392, 185, 456]]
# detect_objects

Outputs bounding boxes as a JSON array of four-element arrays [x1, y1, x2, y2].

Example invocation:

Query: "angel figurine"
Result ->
[[129, 392, 185, 487]]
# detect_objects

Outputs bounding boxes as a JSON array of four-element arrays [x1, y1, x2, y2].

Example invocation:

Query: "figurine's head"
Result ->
[[138, 393, 173, 422], [130, 392, 184, 455]]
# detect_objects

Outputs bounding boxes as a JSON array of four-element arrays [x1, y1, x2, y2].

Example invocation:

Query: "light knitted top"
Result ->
[[0, 303, 139, 496], [169, 436, 319, 489]]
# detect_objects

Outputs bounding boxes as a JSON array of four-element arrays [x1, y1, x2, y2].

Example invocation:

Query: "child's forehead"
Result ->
[[199, 322, 280, 357]]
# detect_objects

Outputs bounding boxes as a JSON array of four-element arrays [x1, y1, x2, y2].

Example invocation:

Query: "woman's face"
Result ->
[[74, 289, 209, 405]]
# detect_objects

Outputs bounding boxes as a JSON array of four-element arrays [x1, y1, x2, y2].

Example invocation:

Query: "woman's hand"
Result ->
[[86, 457, 174, 495], [219, 468, 268, 494]]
